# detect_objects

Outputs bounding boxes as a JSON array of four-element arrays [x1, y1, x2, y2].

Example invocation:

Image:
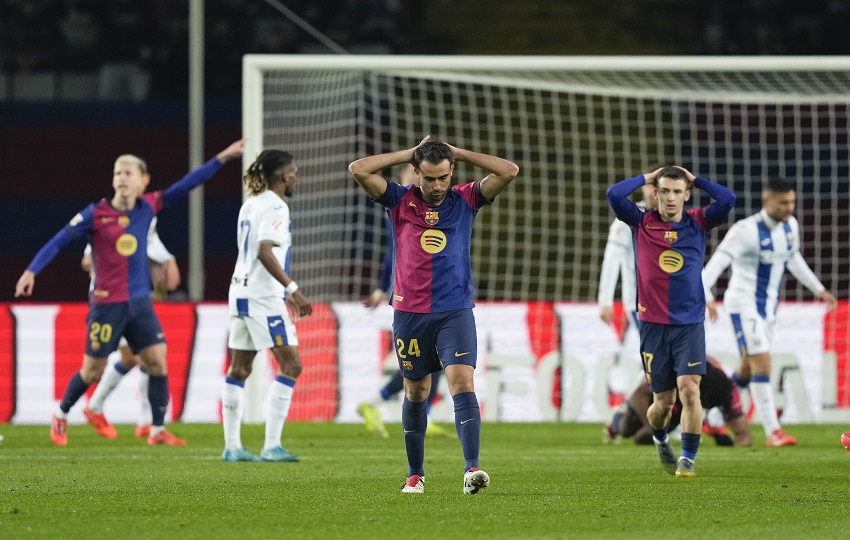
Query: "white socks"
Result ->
[[221, 381, 245, 451], [88, 363, 126, 413], [137, 370, 152, 427], [264, 380, 294, 451], [751, 380, 781, 435]]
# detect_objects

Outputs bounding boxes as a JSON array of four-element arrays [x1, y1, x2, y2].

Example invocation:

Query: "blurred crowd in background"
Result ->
[[1, 0, 849, 103], [0, 0, 403, 101]]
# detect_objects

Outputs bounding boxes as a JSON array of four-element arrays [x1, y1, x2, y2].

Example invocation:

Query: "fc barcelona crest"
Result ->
[[664, 230, 678, 244], [424, 210, 439, 226]]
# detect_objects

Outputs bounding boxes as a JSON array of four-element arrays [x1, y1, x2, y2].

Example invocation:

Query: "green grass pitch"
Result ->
[[1, 422, 849, 539]]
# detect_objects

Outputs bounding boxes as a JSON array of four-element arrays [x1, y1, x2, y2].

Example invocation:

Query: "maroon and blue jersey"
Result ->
[[607, 175, 735, 325], [375, 179, 491, 314], [26, 157, 223, 305]]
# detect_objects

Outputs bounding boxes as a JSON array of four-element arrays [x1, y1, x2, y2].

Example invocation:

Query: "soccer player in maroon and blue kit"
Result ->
[[15, 139, 244, 446], [349, 136, 519, 494], [606, 166, 735, 477]]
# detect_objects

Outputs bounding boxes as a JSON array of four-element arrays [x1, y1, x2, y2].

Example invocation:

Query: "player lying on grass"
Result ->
[[604, 356, 752, 447]]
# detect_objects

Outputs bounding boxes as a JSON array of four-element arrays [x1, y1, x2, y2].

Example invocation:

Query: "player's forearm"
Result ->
[[161, 157, 223, 206], [694, 177, 736, 223], [606, 176, 645, 226], [257, 249, 294, 289], [597, 249, 620, 306], [27, 227, 77, 275], [787, 252, 826, 294], [349, 150, 412, 179], [701, 249, 733, 300], [453, 148, 519, 179]]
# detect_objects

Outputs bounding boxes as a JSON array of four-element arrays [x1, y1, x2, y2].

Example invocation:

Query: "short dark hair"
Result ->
[[764, 177, 794, 194], [412, 141, 453, 167], [656, 166, 688, 184]]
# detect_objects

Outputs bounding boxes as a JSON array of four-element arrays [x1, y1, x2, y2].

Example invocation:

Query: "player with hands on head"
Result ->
[[702, 177, 837, 446], [607, 165, 735, 477], [358, 163, 448, 439], [15, 138, 245, 446], [349, 135, 519, 494], [221, 149, 312, 463]]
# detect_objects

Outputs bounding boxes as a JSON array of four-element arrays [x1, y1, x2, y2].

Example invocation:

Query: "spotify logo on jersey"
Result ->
[[420, 229, 447, 254], [658, 249, 684, 273], [116, 234, 138, 256]]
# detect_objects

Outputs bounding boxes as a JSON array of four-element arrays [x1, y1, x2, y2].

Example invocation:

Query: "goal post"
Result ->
[[242, 55, 850, 421]]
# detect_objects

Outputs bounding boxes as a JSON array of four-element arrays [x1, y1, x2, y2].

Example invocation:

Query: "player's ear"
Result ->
[[684, 189, 691, 202]]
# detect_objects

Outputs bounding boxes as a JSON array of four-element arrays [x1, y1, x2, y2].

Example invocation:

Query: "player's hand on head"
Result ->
[[672, 166, 696, 181], [15, 270, 35, 297], [217, 139, 246, 163], [410, 135, 430, 158], [643, 167, 664, 185]]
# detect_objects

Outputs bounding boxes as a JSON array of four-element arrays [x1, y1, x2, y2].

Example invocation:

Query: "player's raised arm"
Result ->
[[448, 144, 519, 200], [348, 136, 430, 199], [161, 138, 245, 205]]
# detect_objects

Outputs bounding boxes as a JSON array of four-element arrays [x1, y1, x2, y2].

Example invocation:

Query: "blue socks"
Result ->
[[732, 372, 750, 388], [651, 426, 669, 443], [453, 392, 481, 471], [59, 372, 91, 414], [148, 374, 169, 426], [380, 371, 404, 401], [681, 432, 701, 461], [402, 396, 427, 477]]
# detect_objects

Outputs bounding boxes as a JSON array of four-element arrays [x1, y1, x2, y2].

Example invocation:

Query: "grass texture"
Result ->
[[1, 422, 849, 539]]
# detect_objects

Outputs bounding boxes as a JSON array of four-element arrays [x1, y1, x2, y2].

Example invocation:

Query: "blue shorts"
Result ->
[[392, 309, 478, 379], [639, 321, 706, 393], [86, 297, 165, 358]]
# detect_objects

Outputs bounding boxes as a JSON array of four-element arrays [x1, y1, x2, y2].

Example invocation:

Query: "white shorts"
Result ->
[[729, 312, 775, 357], [228, 296, 298, 350]]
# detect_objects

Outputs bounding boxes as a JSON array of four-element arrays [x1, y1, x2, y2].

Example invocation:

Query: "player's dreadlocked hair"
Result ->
[[243, 149, 294, 196]]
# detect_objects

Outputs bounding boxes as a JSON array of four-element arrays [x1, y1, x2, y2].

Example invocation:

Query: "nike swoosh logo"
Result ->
[[645, 224, 665, 230], [687, 362, 702, 367], [403, 430, 415, 433], [269, 320, 283, 327], [409, 202, 417, 207], [460, 418, 475, 425], [454, 351, 471, 357]]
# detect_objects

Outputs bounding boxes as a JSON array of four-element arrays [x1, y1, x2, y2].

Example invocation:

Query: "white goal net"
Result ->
[[243, 55, 850, 420]]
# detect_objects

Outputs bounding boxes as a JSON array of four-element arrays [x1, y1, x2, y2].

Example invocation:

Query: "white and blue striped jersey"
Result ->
[[228, 190, 292, 312], [702, 209, 824, 320]]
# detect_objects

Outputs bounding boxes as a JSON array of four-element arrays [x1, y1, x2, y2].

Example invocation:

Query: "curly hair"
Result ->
[[243, 149, 294, 196]]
